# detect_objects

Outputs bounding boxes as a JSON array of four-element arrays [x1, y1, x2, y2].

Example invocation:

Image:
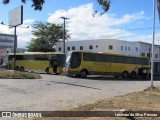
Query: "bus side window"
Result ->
[[16, 55, 23, 60], [95, 54, 106, 62], [117, 56, 127, 63], [83, 53, 94, 61], [106, 55, 116, 63], [127, 57, 136, 64]]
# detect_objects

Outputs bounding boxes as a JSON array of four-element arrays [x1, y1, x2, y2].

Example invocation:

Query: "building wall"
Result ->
[[0, 33, 15, 63], [56, 39, 141, 56]]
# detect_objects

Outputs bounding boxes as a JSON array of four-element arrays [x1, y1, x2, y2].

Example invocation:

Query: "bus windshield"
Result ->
[[65, 52, 72, 67], [65, 52, 81, 68]]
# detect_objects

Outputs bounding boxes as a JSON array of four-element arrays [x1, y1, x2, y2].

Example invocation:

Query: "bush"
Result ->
[[0, 70, 41, 79]]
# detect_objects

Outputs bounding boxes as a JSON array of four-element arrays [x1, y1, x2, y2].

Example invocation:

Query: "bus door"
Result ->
[[51, 57, 59, 74]]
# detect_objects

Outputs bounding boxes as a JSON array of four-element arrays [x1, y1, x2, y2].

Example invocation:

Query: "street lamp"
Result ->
[[0, 22, 29, 71], [60, 17, 69, 53]]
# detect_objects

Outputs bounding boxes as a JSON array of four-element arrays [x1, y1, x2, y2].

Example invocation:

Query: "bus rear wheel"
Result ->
[[122, 71, 129, 78], [20, 67, 25, 72], [80, 70, 88, 77]]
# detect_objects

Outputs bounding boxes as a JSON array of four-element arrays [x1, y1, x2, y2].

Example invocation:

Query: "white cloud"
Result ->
[[0, 24, 13, 34], [23, 19, 35, 24], [0, 19, 34, 48], [125, 34, 160, 45], [16, 27, 33, 48], [0, 3, 155, 49], [48, 3, 149, 42]]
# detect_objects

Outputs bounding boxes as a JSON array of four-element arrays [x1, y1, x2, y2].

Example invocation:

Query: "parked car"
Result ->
[[0, 62, 8, 69]]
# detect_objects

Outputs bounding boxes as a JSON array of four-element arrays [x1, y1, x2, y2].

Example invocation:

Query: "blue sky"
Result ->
[[0, 0, 160, 48]]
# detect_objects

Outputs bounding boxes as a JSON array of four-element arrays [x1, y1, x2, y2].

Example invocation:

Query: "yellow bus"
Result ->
[[8, 52, 65, 74], [63, 51, 150, 78]]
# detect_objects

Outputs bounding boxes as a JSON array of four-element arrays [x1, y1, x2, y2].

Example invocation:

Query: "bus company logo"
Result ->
[[2, 112, 12, 117]]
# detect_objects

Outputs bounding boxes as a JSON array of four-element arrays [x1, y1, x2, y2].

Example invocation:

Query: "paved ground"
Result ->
[[0, 74, 160, 111]]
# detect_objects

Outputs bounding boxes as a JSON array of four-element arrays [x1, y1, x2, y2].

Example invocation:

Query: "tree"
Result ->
[[2, 0, 110, 13], [96, 0, 110, 14], [27, 22, 70, 52], [2, 0, 45, 10]]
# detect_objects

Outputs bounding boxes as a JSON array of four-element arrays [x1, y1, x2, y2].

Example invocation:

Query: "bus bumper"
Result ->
[[68, 70, 80, 76], [62, 68, 80, 76]]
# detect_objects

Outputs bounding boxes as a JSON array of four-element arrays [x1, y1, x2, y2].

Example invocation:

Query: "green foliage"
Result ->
[[27, 22, 70, 52], [2, 0, 110, 13], [97, 0, 110, 14], [2, 0, 45, 11]]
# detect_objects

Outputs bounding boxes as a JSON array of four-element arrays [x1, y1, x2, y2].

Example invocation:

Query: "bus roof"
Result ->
[[8, 52, 65, 55], [68, 51, 149, 59]]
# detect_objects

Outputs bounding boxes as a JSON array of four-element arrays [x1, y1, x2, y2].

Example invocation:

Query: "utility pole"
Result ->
[[0, 22, 29, 71], [151, 0, 156, 88], [14, 26, 17, 71], [60, 17, 68, 53]]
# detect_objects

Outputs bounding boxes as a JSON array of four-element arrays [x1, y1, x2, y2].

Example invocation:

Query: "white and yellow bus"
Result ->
[[8, 52, 65, 74], [63, 51, 150, 78]]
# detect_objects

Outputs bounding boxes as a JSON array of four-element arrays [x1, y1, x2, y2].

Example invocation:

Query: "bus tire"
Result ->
[[122, 71, 129, 78], [15, 66, 19, 71], [130, 71, 137, 79], [20, 67, 25, 72], [80, 69, 88, 77], [46, 67, 49, 74], [115, 76, 119, 78]]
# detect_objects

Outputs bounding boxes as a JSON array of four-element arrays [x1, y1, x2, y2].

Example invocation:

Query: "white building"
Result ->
[[56, 39, 160, 58], [55, 39, 160, 74]]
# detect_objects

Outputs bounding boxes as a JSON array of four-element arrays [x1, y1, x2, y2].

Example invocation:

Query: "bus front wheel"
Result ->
[[15, 66, 19, 71], [46, 68, 49, 74], [80, 70, 88, 77], [122, 71, 129, 78]]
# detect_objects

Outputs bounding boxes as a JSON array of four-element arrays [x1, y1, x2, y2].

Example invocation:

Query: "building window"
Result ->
[[121, 46, 123, 50], [155, 54, 158, 58], [128, 47, 130, 51], [136, 47, 138, 51], [80, 46, 83, 50], [147, 53, 150, 57], [96, 45, 98, 48], [89, 45, 93, 50], [72, 46, 75, 50], [58, 47, 61, 51], [109, 45, 113, 50], [67, 47, 70, 51], [125, 46, 127, 51], [141, 53, 145, 56]]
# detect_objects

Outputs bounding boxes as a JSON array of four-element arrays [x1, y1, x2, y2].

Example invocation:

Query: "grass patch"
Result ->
[[29, 86, 160, 120], [0, 70, 41, 79]]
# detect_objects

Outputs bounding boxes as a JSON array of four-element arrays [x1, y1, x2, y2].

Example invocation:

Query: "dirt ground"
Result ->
[[20, 86, 160, 120]]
